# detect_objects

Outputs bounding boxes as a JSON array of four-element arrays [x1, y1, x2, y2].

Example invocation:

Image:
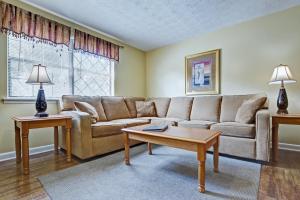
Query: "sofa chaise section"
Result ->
[[59, 95, 149, 159]]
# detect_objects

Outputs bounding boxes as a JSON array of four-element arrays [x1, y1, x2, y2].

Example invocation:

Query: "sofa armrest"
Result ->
[[255, 109, 271, 161], [60, 111, 93, 159]]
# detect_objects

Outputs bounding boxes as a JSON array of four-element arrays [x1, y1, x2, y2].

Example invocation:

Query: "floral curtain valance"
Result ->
[[74, 29, 120, 62], [0, 2, 71, 46]]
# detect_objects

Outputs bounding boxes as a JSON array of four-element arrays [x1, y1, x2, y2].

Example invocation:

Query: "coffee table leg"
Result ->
[[124, 133, 130, 165], [213, 136, 219, 173], [148, 143, 152, 155], [197, 145, 206, 193]]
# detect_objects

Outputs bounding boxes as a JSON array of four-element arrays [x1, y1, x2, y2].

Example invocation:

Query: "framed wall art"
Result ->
[[185, 49, 220, 95]]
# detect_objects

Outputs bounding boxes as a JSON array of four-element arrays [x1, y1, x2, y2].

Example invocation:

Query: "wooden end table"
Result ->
[[122, 125, 221, 193], [13, 115, 72, 175], [272, 114, 300, 161]]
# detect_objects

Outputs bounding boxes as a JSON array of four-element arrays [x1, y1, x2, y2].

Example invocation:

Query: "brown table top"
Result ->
[[12, 115, 72, 122], [122, 124, 221, 144], [272, 114, 300, 118]]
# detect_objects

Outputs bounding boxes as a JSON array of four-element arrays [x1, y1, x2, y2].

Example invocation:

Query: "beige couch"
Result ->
[[59, 94, 270, 161]]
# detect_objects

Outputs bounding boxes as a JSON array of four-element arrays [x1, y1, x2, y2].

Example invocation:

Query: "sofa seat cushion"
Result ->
[[110, 118, 149, 127], [92, 122, 126, 138], [210, 122, 256, 139], [178, 120, 216, 129], [151, 117, 184, 126], [166, 97, 193, 120], [136, 117, 158, 122]]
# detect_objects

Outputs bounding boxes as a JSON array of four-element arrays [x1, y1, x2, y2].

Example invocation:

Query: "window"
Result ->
[[7, 35, 114, 98], [73, 51, 114, 96], [8, 36, 72, 98]]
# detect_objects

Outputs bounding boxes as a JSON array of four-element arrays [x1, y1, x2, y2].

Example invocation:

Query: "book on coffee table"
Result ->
[[142, 124, 168, 132]]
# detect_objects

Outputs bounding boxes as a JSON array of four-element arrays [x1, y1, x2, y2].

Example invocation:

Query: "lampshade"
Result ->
[[26, 64, 53, 84], [269, 64, 296, 85]]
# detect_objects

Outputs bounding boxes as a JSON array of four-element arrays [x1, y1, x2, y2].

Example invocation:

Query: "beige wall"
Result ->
[[115, 46, 146, 96], [146, 6, 300, 145], [0, 0, 146, 153]]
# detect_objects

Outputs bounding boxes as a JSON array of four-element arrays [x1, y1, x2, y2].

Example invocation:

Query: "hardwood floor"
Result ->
[[0, 151, 80, 200], [258, 150, 300, 200], [0, 148, 299, 200]]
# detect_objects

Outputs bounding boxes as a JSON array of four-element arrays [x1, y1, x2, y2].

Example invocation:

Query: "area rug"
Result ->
[[39, 145, 261, 200]]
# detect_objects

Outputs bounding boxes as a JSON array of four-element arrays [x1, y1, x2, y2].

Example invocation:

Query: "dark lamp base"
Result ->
[[35, 112, 49, 117], [277, 87, 289, 115], [277, 109, 288, 115], [35, 86, 48, 118]]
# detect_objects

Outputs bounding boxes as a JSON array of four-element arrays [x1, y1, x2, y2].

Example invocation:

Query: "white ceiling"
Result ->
[[23, 0, 300, 51]]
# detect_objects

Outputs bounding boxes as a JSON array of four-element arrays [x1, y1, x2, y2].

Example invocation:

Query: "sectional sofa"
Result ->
[[59, 94, 270, 161]]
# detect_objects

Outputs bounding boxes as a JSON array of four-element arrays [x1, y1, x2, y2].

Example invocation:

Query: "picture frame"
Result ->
[[185, 49, 220, 95]]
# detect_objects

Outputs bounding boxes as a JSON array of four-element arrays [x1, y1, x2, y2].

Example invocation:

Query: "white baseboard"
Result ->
[[0, 144, 54, 162], [279, 143, 300, 152], [0, 142, 299, 162]]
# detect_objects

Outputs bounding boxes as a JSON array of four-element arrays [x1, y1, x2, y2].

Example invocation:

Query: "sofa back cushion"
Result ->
[[74, 101, 99, 123], [147, 97, 171, 117], [102, 96, 131, 120], [124, 97, 145, 118], [220, 94, 266, 122], [166, 97, 193, 120], [61, 95, 82, 111], [235, 96, 267, 124], [190, 96, 222, 122], [136, 101, 157, 117], [61, 95, 107, 121]]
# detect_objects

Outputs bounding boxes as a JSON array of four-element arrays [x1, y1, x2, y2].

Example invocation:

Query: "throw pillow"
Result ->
[[74, 101, 99, 123], [235, 97, 267, 124], [136, 101, 157, 117]]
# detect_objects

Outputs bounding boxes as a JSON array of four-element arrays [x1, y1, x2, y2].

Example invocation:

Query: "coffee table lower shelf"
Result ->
[[122, 126, 220, 193]]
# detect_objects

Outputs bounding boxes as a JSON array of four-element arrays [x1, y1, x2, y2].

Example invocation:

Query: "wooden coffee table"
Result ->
[[122, 125, 221, 193]]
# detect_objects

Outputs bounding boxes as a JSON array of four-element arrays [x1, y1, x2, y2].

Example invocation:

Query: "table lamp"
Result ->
[[269, 64, 296, 114], [26, 64, 53, 117]]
